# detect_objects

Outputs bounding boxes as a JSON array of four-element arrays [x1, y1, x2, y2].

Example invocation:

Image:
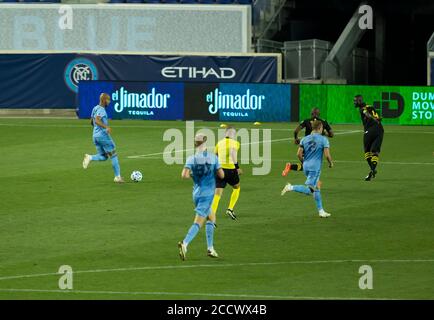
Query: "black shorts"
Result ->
[[364, 126, 384, 153], [216, 168, 240, 188]]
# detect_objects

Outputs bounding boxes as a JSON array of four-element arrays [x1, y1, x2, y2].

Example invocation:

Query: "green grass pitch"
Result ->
[[0, 118, 433, 300]]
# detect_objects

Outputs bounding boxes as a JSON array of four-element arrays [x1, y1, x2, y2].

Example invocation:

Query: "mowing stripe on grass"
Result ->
[[0, 288, 399, 300], [0, 259, 433, 282]]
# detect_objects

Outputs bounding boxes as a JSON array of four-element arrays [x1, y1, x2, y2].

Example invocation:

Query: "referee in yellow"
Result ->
[[211, 126, 242, 220]]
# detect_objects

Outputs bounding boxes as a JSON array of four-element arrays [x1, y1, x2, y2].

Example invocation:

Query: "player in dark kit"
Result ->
[[282, 107, 334, 175], [353, 95, 385, 181]]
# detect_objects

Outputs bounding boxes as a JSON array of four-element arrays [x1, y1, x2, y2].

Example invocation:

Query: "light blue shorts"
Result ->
[[304, 170, 321, 190], [193, 195, 214, 217], [93, 135, 116, 155]]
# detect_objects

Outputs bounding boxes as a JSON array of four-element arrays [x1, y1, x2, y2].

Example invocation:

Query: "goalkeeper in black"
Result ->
[[354, 94, 384, 181], [282, 107, 333, 176]]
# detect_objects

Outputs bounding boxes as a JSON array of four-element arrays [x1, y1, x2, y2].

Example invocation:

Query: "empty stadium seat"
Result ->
[[199, 0, 215, 4], [143, 0, 161, 3], [164, 0, 179, 3], [126, 0, 145, 3], [216, 0, 234, 4], [109, 0, 126, 3], [1, 0, 18, 2], [179, 0, 198, 3]]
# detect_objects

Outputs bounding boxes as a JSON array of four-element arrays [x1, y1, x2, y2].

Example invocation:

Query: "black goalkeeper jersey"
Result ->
[[300, 117, 332, 136]]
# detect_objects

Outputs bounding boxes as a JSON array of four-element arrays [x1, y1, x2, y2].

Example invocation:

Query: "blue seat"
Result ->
[[237, 0, 252, 4], [199, 0, 214, 3], [180, 0, 198, 3], [126, 0, 145, 3], [164, 0, 179, 3], [216, 0, 234, 4], [143, 0, 161, 3], [1, 0, 19, 2]]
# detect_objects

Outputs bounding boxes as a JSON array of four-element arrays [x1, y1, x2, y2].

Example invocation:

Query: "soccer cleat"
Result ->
[[282, 163, 292, 176], [319, 210, 331, 218], [364, 170, 376, 181], [82, 154, 91, 169], [226, 209, 237, 220], [207, 248, 219, 258], [281, 183, 293, 196], [114, 176, 125, 183], [178, 242, 187, 261]]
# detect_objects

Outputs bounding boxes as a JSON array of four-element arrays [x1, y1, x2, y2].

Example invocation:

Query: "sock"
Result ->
[[111, 154, 121, 177], [205, 221, 215, 250], [364, 152, 373, 171], [292, 185, 313, 195], [290, 163, 303, 171], [228, 187, 240, 210], [183, 223, 200, 246], [91, 154, 108, 161], [371, 154, 379, 171], [211, 194, 221, 214], [313, 190, 324, 211]]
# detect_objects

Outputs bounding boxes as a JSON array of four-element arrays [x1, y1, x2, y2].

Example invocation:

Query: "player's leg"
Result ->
[[178, 196, 207, 260], [211, 188, 224, 214], [206, 206, 218, 258], [282, 162, 303, 176], [282, 169, 312, 195], [83, 139, 107, 168], [211, 172, 226, 214], [370, 129, 384, 178], [226, 170, 240, 220], [101, 138, 123, 182], [363, 130, 376, 181]]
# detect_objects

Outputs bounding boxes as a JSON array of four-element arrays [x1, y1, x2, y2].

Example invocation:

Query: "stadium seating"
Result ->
[[127, 0, 145, 3], [199, 0, 215, 4], [109, 0, 126, 3], [215, 0, 234, 4]]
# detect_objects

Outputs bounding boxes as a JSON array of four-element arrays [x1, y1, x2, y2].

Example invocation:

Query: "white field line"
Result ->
[[0, 288, 400, 300], [0, 259, 433, 282], [127, 130, 361, 159], [128, 157, 434, 166]]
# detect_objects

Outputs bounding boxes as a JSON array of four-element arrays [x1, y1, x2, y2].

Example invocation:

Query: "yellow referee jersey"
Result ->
[[214, 137, 240, 169]]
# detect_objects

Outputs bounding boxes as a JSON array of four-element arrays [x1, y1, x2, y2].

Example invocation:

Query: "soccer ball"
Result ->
[[130, 170, 142, 182]]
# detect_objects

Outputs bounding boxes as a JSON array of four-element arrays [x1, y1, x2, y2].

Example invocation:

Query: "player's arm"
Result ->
[[324, 148, 333, 168], [94, 116, 112, 134], [297, 146, 304, 163], [293, 124, 303, 145], [324, 122, 334, 138], [216, 168, 224, 179], [181, 167, 191, 179], [230, 147, 242, 175]]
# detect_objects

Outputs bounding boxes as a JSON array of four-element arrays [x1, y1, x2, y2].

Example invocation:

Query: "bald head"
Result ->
[[99, 93, 111, 107]]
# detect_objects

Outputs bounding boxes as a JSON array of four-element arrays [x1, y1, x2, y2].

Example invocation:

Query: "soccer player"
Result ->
[[211, 126, 242, 220], [354, 95, 384, 181], [178, 134, 225, 261], [82, 93, 124, 183], [281, 120, 333, 218], [282, 107, 333, 175]]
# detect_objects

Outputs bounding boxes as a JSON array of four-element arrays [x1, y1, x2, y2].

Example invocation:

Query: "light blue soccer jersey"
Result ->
[[91, 105, 109, 138], [185, 151, 221, 198], [300, 133, 330, 172]]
